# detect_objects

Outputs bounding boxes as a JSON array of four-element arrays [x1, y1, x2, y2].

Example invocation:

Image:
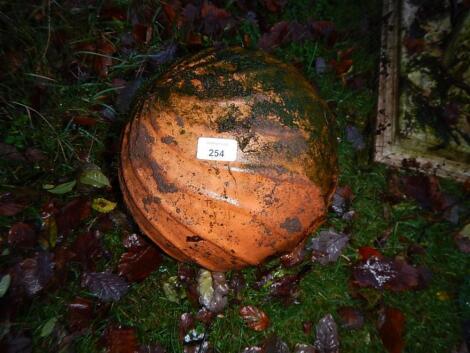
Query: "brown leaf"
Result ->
[[399, 175, 451, 213], [200, 1, 232, 37], [258, 21, 290, 51], [403, 36, 425, 55], [179, 313, 195, 341], [309, 20, 337, 46], [132, 24, 153, 45], [262, 335, 290, 353], [337, 306, 364, 330], [118, 245, 162, 282], [104, 326, 139, 353], [0, 194, 28, 216], [239, 305, 270, 331], [269, 274, 302, 305], [280, 239, 306, 267], [261, 0, 287, 12], [67, 297, 94, 332], [8, 222, 37, 248], [378, 307, 405, 353], [310, 229, 349, 265], [302, 320, 313, 335], [72, 231, 104, 271]]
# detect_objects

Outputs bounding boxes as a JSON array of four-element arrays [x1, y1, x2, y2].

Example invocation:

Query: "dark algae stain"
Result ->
[[280, 217, 302, 233], [161, 135, 177, 145], [149, 161, 178, 193], [186, 235, 203, 242]]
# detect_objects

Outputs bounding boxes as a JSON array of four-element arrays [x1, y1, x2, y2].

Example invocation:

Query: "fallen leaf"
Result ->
[[258, 21, 290, 51], [280, 239, 306, 267], [16, 251, 54, 296], [399, 175, 451, 213], [200, 1, 232, 37], [43, 180, 76, 194], [262, 335, 290, 353], [8, 222, 37, 248], [346, 124, 365, 150], [162, 275, 186, 303], [149, 44, 177, 66], [0, 142, 25, 161], [455, 224, 470, 253], [358, 246, 383, 260], [0, 274, 11, 298], [132, 23, 153, 45], [72, 231, 104, 271], [310, 229, 349, 265], [293, 343, 316, 353], [239, 305, 270, 331], [179, 312, 195, 341], [79, 165, 111, 188], [92, 197, 117, 213], [81, 272, 129, 302], [269, 272, 306, 305], [197, 270, 228, 313], [67, 297, 94, 332], [313, 314, 339, 353], [138, 344, 167, 353], [40, 317, 57, 338], [104, 326, 139, 353], [352, 256, 428, 292], [403, 36, 425, 55], [302, 320, 313, 335], [309, 20, 337, 46], [241, 347, 262, 353], [337, 307, 364, 330], [118, 245, 162, 282], [330, 185, 353, 217], [378, 307, 405, 353], [0, 192, 29, 216], [56, 197, 92, 237]]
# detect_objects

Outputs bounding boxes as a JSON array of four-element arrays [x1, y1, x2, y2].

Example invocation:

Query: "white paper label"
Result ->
[[196, 137, 238, 162]]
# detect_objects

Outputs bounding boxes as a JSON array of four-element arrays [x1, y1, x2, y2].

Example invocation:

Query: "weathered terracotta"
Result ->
[[119, 47, 338, 271]]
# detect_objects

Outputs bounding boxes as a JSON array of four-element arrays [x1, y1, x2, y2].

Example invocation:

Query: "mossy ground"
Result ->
[[1, 0, 469, 352]]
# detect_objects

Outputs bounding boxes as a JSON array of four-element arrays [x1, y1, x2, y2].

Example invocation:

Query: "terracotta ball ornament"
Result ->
[[119, 47, 338, 271]]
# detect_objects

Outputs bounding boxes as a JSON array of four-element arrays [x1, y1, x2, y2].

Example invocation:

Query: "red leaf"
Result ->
[[337, 306, 364, 330], [67, 297, 94, 332], [200, 1, 232, 36], [132, 24, 153, 45], [239, 305, 270, 331], [8, 222, 37, 248], [309, 20, 337, 46], [104, 326, 139, 353], [378, 307, 405, 353], [56, 197, 91, 237], [261, 0, 287, 12], [403, 36, 425, 55], [358, 246, 383, 260], [72, 231, 104, 271], [117, 245, 162, 282], [71, 116, 98, 127]]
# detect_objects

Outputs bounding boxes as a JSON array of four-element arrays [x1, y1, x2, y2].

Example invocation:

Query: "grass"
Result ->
[[1, 0, 469, 352]]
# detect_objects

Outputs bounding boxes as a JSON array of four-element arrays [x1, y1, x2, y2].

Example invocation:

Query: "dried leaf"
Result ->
[[309, 20, 337, 46], [8, 222, 37, 248], [269, 274, 302, 305], [358, 246, 382, 260], [118, 245, 162, 282], [310, 229, 349, 265], [337, 307, 364, 330], [67, 297, 94, 332], [313, 314, 339, 353], [104, 326, 139, 353], [162, 276, 185, 303], [197, 270, 228, 313], [81, 272, 129, 302], [43, 180, 76, 194], [259, 21, 290, 51], [261, 0, 287, 12], [200, 1, 232, 37], [302, 320, 313, 335], [239, 305, 270, 331], [92, 197, 117, 213], [378, 307, 405, 353]]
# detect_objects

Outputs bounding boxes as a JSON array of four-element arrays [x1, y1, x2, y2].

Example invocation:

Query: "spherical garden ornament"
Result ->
[[119, 47, 338, 271]]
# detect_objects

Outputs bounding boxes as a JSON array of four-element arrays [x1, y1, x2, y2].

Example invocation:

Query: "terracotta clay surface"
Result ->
[[119, 47, 338, 271]]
